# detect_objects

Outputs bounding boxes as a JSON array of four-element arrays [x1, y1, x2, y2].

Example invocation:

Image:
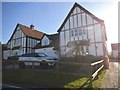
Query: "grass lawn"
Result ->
[[64, 69, 106, 88], [3, 69, 81, 88], [3, 68, 106, 88]]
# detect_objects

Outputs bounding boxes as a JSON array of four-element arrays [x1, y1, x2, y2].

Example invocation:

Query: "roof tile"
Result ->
[[19, 24, 44, 40]]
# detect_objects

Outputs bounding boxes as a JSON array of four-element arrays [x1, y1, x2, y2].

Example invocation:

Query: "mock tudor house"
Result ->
[[57, 3, 107, 57], [3, 2, 108, 59], [3, 23, 44, 59], [111, 43, 120, 59], [33, 34, 59, 58]]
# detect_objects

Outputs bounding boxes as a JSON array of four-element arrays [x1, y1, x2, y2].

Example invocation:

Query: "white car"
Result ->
[[18, 53, 58, 68]]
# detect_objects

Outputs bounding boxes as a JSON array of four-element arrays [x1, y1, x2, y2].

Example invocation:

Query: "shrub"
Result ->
[[8, 56, 19, 60], [60, 55, 103, 63]]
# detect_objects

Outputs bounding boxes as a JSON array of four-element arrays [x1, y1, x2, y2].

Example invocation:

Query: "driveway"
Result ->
[[100, 61, 119, 89]]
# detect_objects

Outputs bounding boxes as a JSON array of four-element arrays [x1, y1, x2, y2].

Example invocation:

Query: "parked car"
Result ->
[[18, 53, 58, 68]]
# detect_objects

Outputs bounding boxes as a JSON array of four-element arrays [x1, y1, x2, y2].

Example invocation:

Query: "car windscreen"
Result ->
[[38, 53, 47, 57], [20, 53, 40, 57]]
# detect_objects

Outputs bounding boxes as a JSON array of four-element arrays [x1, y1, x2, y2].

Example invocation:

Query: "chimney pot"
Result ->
[[30, 24, 34, 30]]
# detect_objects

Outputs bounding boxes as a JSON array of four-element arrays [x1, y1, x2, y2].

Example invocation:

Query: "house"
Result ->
[[3, 2, 108, 59], [2, 44, 9, 60], [111, 43, 120, 59], [57, 3, 107, 57], [33, 34, 59, 58], [3, 23, 44, 59]]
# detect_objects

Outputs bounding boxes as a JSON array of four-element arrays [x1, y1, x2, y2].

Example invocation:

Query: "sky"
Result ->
[[2, 1, 118, 52]]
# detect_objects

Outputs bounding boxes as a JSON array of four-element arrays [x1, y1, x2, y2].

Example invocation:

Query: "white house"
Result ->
[[3, 3, 108, 59], [33, 34, 59, 58], [3, 23, 44, 59], [57, 3, 107, 57], [111, 43, 120, 59]]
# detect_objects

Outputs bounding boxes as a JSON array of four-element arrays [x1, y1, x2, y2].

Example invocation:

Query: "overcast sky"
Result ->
[[2, 1, 118, 52]]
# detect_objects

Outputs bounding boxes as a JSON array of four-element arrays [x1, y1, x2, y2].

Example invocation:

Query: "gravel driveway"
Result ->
[[100, 61, 119, 89]]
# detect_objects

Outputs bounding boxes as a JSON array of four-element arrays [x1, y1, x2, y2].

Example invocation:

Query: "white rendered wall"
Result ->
[[96, 43, 103, 56], [89, 43, 96, 56]]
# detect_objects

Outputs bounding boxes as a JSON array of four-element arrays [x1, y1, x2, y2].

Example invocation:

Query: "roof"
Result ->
[[46, 33, 59, 42], [7, 23, 45, 44], [33, 33, 59, 50], [19, 24, 44, 39], [111, 43, 120, 50], [57, 2, 104, 32]]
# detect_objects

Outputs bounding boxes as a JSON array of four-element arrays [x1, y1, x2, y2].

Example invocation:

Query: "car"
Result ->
[[18, 53, 58, 68]]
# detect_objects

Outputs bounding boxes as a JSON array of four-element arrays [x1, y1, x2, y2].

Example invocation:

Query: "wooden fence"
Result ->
[[89, 59, 104, 87]]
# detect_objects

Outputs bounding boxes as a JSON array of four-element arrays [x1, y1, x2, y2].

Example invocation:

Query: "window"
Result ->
[[71, 30, 74, 36], [39, 53, 47, 57], [79, 29, 82, 35], [75, 29, 78, 36], [42, 39, 49, 46], [14, 38, 22, 46], [83, 28, 86, 34], [81, 46, 84, 51], [45, 40, 49, 45]]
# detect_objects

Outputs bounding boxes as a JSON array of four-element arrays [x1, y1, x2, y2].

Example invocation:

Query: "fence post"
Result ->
[[89, 64, 92, 88], [32, 62, 34, 69]]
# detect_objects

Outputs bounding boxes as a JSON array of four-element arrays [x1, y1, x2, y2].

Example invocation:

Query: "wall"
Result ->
[[59, 5, 105, 57]]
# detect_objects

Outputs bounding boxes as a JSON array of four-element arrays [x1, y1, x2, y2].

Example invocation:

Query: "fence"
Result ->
[[89, 59, 104, 87], [2, 60, 19, 69]]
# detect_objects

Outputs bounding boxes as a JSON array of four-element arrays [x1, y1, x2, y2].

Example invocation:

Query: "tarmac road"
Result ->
[[1, 84, 32, 90]]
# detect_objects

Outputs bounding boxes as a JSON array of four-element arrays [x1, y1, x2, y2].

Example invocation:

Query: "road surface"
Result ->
[[100, 61, 119, 89]]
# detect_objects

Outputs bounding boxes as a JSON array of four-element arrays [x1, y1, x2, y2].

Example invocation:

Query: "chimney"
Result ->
[[30, 24, 34, 30]]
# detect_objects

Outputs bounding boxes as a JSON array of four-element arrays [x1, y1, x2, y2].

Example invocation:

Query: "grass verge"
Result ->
[[64, 69, 106, 88]]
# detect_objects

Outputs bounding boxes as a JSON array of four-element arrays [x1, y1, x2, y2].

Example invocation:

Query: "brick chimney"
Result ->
[[30, 24, 34, 30]]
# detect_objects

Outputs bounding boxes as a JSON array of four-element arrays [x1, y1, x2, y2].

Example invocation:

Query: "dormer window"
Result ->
[[43, 39, 49, 46], [42, 36, 49, 46]]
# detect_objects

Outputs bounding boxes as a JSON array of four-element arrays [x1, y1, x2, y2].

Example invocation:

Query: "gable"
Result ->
[[41, 35, 50, 46], [58, 2, 104, 32], [16, 26, 21, 30], [12, 28, 25, 39], [7, 23, 45, 44], [7, 24, 25, 44]]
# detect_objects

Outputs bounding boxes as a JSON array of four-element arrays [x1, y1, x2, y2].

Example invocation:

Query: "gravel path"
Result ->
[[100, 62, 119, 89]]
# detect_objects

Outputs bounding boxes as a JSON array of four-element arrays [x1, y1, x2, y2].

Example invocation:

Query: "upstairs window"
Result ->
[[79, 29, 82, 35], [71, 30, 74, 36], [75, 29, 78, 36], [83, 28, 86, 34]]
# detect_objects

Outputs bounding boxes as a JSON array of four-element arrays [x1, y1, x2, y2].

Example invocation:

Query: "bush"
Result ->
[[8, 56, 19, 60], [19, 62, 25, 68], [60, 55, 103, 63]]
